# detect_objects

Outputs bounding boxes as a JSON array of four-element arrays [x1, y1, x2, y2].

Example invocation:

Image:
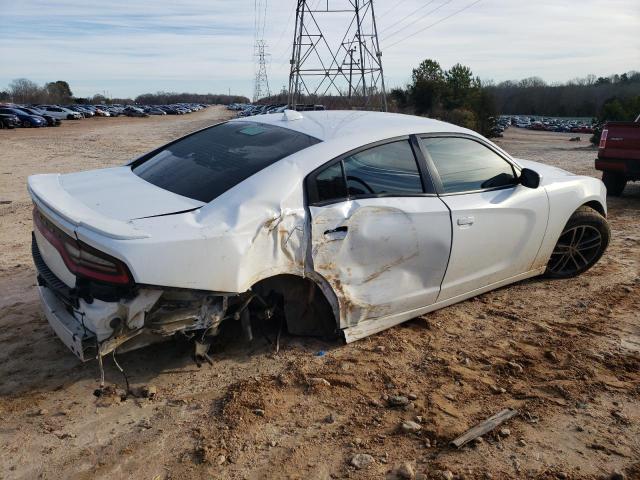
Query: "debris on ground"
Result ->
[[450, 409, 519, 448]]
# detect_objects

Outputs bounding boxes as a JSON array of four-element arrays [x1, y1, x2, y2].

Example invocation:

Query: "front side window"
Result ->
[[422, 137, 517, 194], [310, 140, 425, 204], [132, 122, 320, 203]]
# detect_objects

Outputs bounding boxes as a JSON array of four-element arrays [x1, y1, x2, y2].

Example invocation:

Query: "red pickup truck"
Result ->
[[596, 114, 640, 196]]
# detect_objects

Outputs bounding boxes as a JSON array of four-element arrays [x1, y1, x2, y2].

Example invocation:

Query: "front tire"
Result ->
[[545, 206, 610, 278], [602, 171, 626, 196]]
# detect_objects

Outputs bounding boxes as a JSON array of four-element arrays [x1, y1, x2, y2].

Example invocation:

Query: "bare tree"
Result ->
[[8, 78, 45, 104]]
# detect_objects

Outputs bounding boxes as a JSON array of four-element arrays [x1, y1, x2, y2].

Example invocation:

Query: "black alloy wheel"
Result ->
[[545, 206, 610, 278]]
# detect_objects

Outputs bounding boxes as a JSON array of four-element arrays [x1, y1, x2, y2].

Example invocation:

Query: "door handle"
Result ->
[[457, 216, 474, 227], [323, 226, 348, 240]]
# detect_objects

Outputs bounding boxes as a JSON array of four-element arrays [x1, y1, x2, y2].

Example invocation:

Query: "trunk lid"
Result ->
[[28, 167, 204, 240]]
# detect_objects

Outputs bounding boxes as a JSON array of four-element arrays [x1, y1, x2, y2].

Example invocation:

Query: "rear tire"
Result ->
[[602, 171, 626, 196], [545, 206, 610, 279]]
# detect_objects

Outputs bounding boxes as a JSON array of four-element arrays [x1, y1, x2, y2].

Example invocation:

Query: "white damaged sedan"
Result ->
[[28, 110, 610, 363]]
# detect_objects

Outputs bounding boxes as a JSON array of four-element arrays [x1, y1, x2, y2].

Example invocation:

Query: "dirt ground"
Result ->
[[0, 110, 638, 480]]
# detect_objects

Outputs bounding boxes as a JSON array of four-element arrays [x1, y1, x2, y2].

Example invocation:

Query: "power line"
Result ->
[[379, 0, 412, 18], [379, 0, 437, 33], [262, 0, 268, 39], [385, 0, 484, 50], [383, 0, 454, 41], [272, 0, 297, 67]]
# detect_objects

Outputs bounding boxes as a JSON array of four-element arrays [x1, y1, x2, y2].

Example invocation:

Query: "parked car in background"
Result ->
[[28, 110, 609, 363], [65, 106, 91, 118], [596, 114, 640, 196], [93, 106, 111, 117], [15, 106, 61, 127], [144, 107, 167, 115], [0, 112, 19, 129], [123, 106, 149, 117], [38, 105, 83, 120], [571, 125, 594, 134], [0, 106, 46, 127], [94, 105, 118, 116]]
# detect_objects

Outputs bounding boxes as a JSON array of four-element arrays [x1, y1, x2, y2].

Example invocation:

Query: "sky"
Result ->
[[0, 0, 638, 99]]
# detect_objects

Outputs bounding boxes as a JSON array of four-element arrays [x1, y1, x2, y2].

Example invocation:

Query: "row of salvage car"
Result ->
[[0, 103, 209, 129]]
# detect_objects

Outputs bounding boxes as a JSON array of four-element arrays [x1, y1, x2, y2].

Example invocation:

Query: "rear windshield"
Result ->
[[132, 121, 320, 202]]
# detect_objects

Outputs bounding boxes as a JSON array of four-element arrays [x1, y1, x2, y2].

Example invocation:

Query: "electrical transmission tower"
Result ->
[[253, 0, 271, 102], [288, 0, 387, 111], [254, 40, 271, 102]]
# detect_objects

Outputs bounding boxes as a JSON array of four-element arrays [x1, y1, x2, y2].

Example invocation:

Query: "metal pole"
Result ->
[[354, 0, 367, 104], [288, 0, 305, 107], [369, 0, 387, 111]]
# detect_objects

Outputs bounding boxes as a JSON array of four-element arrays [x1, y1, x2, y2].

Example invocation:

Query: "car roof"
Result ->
[[231, 110, 476, 144]]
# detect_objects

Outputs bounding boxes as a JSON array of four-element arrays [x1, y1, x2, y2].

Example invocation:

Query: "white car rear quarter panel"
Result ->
[[76, 154, 313, 292]]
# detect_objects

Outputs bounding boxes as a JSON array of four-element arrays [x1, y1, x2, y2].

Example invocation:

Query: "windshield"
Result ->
[[132, 121, 320, 203]]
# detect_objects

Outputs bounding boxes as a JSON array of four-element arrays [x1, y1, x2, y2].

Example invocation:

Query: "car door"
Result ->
[[306, 138, 452, 328], [419, 135, 549, 301]]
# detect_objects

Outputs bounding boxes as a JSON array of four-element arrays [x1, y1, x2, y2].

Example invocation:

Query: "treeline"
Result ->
[[389, 59, 497, 136], [488, 72, 640, 117], [0, 78, 249, 105], [134, 91, 249, 105], [0, 78, 74, 104]]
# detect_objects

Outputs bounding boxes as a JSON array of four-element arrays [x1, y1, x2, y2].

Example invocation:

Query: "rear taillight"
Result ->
[[33, 208, 131, 285], [599, 128, 608, 149]]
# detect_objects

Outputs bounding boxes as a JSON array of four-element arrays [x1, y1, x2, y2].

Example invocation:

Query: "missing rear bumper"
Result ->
[[37, 286, 96, 361]]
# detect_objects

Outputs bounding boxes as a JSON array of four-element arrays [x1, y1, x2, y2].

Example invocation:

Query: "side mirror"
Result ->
[[520, 168, 540, 189]]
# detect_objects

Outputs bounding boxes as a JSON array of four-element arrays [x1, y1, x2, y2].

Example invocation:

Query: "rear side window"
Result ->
[[422, 137, 516, 193], [316, 162, 347, 203], [343, 141, 423, 196], [308, 140, 426, 205], [132, 122, 320, 203]]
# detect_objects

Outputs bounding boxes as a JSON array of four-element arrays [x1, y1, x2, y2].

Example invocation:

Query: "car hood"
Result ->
[[514, 158, 575, 180], [28, 167, 204, 239]]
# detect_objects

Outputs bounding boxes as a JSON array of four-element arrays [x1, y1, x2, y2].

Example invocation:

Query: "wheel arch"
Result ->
[[581, 200, 606, 217], [250, 272, 340, 338], [532, 183, 608, 270]]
